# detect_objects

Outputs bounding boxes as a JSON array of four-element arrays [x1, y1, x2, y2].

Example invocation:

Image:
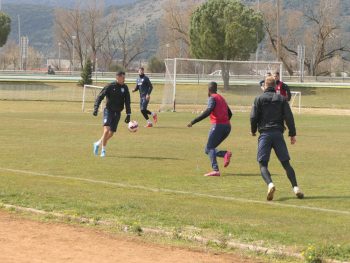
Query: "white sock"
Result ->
[[268, 182, 275, 189], [101, 146, 106, 151], [95, 140, 101, 146], [293, 186, 300, 193], [151, 112, 155, 116], [147, 120, 152, 124]]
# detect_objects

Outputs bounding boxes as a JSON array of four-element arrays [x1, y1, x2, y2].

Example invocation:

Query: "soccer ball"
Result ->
[[128, 120, 138, 132]]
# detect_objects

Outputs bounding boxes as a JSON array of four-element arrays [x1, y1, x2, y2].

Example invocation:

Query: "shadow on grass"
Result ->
[[277, 195, 350, 201], [107, 155, 184, 161], [224, 173, 261, 177]]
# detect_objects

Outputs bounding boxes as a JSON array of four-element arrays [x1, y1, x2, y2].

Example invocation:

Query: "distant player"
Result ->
[[259, 72, 272, 91], [132, 67, 157, 127], [187, 82, 232, 177], [92, 71, 131, 157], [274, 71, 291, 101], [250, 76, 304, 201]]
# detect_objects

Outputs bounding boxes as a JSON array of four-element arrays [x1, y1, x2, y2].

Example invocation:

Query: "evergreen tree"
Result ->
[[79, 59, 93, 86], [0, 12, 11, 47]]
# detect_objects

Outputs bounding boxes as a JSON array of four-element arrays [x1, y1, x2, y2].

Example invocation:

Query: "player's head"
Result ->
[[138, 67, 145, 75], [266, 72, 272, 77], [116, 71, 125, 84], [273, 71, 280, 81], [208, 82, 217, 96], [264, 76, 276, 90]]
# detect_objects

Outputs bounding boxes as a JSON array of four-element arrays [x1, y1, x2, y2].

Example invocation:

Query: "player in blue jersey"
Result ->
[[132, 67, 157, 127]]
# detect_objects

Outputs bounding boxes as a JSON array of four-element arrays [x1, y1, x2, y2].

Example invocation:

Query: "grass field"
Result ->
[[0, 99, 349, 262]]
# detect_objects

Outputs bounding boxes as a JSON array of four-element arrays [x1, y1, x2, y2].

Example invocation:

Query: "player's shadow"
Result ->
[[116, 155, 184, 161], [276, 195, 350, 201], [224, 173, 261, 177]]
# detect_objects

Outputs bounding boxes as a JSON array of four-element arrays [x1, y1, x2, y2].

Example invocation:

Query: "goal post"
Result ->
[[290, 91, 301, 114], [82, 84, 104, 112], [162, 58, 283, 112]]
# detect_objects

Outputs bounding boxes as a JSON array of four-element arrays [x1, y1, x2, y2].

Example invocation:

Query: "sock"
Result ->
[[95, 140, 101, 146], [151, 112, 155, 116], [147, 120, 152, 124], [268, 182, 275, 189], [101, 146, 106, 151]]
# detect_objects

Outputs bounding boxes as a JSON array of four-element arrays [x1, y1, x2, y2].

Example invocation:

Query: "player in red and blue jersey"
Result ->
[[188, 82, 232, 177]]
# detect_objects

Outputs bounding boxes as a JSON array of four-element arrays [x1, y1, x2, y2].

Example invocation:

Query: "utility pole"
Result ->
[[276, 0, 281, 61], [18, 15, 21, 70]]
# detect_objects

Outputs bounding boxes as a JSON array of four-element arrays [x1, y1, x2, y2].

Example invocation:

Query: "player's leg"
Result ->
[[212, 124, 232, 167], [257, 132, 275, 200], [140, 97, 153, 127], [204, 125, 228, 176], [272, 132, 304, 199], [100, 111, 120, 157]]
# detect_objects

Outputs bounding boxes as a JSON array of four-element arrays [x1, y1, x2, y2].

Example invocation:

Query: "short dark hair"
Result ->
[[208, 82, 217, 93], [139, 67, 144, 71], [116, 71, 125, 76], [274, 71, 280, 76]]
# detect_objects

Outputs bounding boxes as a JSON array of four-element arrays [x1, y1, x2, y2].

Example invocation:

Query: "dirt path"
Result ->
[[0, 211, 257, 263]]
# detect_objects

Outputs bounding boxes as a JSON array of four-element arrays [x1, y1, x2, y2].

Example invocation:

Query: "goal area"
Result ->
[[162, 58, 300, 112]]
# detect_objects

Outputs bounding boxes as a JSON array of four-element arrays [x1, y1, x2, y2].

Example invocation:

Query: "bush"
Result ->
[[148, 57, 165, 73]]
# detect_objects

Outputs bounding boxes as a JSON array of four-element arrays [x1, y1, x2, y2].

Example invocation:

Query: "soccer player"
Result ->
[[259, 72, 272, 91], [274, 71, 291, 101], [132, 67, 157, 127], [92, 71, 131, 157], [250, 76, 304, 201], [187, 82, 232, 177]]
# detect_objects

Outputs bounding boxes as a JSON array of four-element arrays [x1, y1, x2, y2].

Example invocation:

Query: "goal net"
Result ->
[[161, 58, 301, 112], [82, 85, 104, 112]]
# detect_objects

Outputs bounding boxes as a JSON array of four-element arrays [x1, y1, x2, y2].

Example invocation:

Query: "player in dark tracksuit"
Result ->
[[132, 67, 157, 127], [188, 82, 232, 177], [92, 71, 131, 157], [274, 71, 291, 101], [250, 76, 303, 201]]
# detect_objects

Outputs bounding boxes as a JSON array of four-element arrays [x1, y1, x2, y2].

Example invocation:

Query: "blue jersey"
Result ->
[[134, 74, 153, 97]]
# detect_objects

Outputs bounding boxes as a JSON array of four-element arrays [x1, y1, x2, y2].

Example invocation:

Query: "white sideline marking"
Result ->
[[1, 167, 350, 216], [2, 117, 99, 126]]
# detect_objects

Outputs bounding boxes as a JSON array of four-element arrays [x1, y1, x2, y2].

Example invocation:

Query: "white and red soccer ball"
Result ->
[[128, 120, 139, 132]]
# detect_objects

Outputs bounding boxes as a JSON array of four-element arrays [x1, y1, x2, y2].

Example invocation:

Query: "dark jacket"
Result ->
[[250, 87, 296, 137], [94, 81, 131, 114], [134, 74, 153, 96]]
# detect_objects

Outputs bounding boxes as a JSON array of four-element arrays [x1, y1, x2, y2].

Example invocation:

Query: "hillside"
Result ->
[[2, 0, 350, 58]]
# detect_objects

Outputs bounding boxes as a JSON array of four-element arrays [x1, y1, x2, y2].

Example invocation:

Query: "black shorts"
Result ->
[[257, 130, 290, 163], [103, 108, 121, 132]]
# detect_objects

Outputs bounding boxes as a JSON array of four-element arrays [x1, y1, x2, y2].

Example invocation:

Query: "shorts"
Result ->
[[140, 96, 149, 110], [257, 130, 290, 163], [103, 108, 121, 132]]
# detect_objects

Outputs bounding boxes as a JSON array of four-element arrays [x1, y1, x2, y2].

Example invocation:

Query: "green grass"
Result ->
[[0, 100, 349, 261]]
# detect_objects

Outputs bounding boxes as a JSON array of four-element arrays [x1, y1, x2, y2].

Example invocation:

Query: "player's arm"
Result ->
[[124, 86, 132, 123], [188, 97, 215, 127], [282, 99, 296, 139], [145, 78, 153, 101], [284, 83, 292, 101], [228, 106, 233, 120], [93, 86, 108, 116], [132, 81, 139, 93], [250, 97, 259, 136]]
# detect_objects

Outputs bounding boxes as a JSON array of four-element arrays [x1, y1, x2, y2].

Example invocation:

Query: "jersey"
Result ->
[[134, 74, 153, 97], [210, 94, 230, 124]]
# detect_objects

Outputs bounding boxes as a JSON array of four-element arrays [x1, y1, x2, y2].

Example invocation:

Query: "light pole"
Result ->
[[58, 42, 61, 70], [71, 35, 76, 73], [166, 43, 170, 59]]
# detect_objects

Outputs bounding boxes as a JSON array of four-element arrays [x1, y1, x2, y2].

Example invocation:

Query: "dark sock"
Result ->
[[141, 110, 149, 120]]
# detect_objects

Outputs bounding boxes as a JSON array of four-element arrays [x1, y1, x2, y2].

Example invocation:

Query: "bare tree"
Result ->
[[158, 0, 200, 59], [116, 20, 147, 69], [54, 0, 118, 71], [261, 0, 349, 76]]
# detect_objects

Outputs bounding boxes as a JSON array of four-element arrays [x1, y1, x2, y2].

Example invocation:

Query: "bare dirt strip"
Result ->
[[0, 211, 259, 263]]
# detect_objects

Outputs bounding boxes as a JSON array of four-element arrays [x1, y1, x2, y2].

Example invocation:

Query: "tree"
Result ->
[[79, 58, 93, 86], [0, 12, 11, 48], [158, 0, 199, 59], [190, 0, 264, 89], [262, 0, 350, 76], [148, 57, 165, 73]]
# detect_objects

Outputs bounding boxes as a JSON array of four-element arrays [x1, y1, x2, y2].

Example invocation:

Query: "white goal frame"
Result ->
[[290, 91, 301, 114], [163, 58, 283, 112], [82, 84, 103, 112]]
